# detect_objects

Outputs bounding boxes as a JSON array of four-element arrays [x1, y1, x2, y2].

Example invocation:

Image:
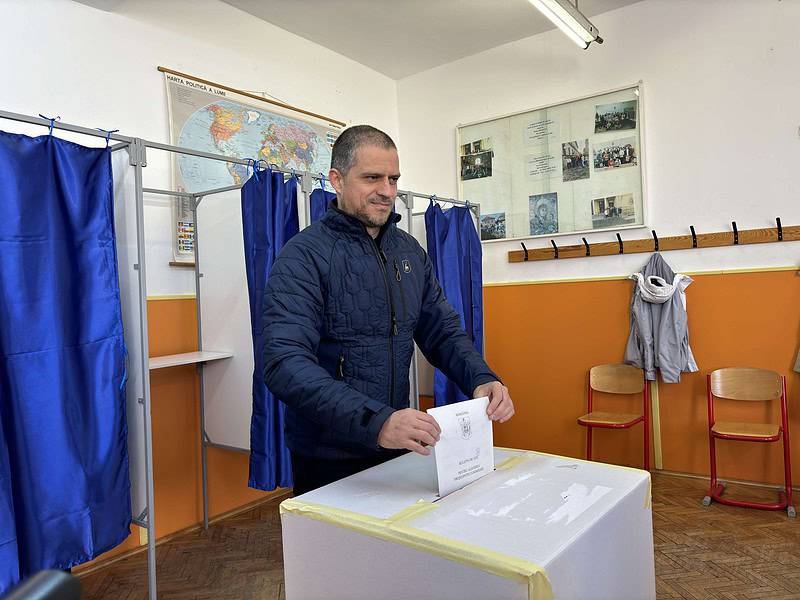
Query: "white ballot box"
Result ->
[[281, 448, 655, 600]]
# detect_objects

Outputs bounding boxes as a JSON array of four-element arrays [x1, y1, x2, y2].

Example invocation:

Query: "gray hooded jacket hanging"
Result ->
[[624, 253, 698, 383]]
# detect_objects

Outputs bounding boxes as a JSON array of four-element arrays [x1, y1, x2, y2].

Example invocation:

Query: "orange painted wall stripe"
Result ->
[[485, 269, 800, 486]]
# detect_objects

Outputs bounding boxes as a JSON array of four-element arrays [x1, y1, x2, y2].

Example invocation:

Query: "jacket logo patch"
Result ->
[[402, 259, 411, 273]]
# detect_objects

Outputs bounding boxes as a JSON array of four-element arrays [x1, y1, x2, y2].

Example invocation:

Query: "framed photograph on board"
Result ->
[[457, 83, 647, 243]]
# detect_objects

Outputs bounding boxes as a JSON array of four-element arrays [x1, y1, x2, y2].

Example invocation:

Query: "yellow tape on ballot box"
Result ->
[[280, 497, 553, 600]]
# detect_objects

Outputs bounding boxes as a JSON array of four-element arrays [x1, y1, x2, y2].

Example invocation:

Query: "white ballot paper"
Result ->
[[426, 396, 494, 497]]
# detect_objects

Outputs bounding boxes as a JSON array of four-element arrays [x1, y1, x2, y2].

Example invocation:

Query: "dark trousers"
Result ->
[[290, 452, 401, 496]]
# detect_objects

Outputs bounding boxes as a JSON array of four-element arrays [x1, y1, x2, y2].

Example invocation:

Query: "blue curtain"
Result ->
[[424, 202, 484, 407], [0, 414, 18, 594], [310, 187, 334, 224], [0, 131, 131, 591], [244, 169, 298, 491]]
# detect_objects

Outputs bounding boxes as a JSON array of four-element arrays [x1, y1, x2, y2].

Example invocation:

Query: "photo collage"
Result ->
[[461, 89, 643, 243]]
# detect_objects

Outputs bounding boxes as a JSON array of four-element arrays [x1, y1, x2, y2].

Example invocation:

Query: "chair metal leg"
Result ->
[[704, 433, 718, 507], [782, 429, 795, 517], [586, 426, 593, 461]]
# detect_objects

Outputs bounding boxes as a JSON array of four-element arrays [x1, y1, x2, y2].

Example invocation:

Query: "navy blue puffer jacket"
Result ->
[[262, 203, 499, 460]]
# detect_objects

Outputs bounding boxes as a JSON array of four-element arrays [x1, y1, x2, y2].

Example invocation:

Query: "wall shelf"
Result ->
[[149, 351, 233, 370]]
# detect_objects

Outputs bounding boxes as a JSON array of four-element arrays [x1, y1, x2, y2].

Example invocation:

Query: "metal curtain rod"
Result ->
[[0, 109, 133, 144], [402, 191, 480, 216], [0, 110, 464, 213]]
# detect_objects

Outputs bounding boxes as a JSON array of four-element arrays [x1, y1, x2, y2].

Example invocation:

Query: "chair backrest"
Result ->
[[590, 364, 645, 394], [709, 368, 782, 401]]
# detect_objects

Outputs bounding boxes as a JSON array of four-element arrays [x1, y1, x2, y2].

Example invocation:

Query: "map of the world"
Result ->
[[177, 99, 335, 192], [164, 72, 341, 260], [165, 72, 340, 194]]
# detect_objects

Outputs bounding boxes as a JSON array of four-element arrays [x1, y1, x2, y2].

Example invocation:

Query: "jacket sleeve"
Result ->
[[413, 248, 500, 397], [261, 241, 394, 449]]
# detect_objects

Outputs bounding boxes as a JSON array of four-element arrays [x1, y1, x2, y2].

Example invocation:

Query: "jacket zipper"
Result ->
[[370, 238, 397, 407], [337, 354, 345, 379], [393, 259, 407, 326]]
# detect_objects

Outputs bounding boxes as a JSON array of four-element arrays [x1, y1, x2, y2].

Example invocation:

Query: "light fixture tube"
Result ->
[[528, 0, 603, 49]]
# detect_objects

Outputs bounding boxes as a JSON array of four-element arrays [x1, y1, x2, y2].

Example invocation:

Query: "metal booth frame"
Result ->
[[0, 109, 482, 598]]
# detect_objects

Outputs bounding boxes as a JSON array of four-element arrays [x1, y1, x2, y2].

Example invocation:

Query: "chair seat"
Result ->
[[578, 411, 642, 427], [712, 421, 780, 438]]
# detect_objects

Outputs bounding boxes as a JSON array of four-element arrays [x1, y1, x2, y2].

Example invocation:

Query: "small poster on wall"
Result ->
[[525, 118, 558, 145], [529, 193, 559, 235], [591, 193, 636, 229], [480, 212, 507, 240], [593, 137, 637, 171], [526, 152, 558, 180], [561, 139, 590, 182], [460, 137, 494, 181], [594, 100, 637, 133]]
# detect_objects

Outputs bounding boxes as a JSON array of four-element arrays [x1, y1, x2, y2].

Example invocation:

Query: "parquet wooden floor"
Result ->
[[78, 473, 800, 599]]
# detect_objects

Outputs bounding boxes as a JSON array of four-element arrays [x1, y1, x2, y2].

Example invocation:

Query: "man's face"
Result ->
[[329, 145, 400, 234]]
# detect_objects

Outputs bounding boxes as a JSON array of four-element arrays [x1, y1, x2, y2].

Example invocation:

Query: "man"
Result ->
[[262, 125, 514, 495]]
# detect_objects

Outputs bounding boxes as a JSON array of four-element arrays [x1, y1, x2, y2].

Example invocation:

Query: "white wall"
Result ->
[[397, 0, 800, 284], [0, 0, 399, 295]]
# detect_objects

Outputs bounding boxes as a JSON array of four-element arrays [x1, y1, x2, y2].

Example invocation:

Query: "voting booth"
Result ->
[[281, 448, 655, 600]]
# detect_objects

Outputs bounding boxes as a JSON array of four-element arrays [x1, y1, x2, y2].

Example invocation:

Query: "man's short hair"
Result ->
[[331, 125, 396, 174]]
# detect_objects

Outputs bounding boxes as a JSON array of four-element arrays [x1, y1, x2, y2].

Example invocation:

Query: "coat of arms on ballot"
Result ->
[[459, 415, 472, 439]]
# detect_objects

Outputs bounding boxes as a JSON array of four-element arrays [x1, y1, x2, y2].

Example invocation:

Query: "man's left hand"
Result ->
[[473, 381, 515, 423]]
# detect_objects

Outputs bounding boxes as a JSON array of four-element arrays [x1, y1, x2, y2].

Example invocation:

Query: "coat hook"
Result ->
[[582, 237, 590, 256], [777, 217, 783, 241], [731, 221, 739, 245], [616, 233, 624, 254], [690, 225, 697, 248], [651, 230, 659, 252], [520, 242, 529, 262], [551, 239, 559, 259]]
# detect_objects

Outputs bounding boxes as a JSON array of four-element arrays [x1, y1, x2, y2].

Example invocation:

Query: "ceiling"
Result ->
[[220, 0, 643, 79]]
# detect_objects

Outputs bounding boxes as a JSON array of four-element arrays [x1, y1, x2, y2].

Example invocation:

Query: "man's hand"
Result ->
[[378, 409, 441, 456], [474, 381, 515, 423]]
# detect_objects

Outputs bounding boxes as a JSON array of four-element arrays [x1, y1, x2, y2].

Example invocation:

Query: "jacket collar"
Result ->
[[321, 199, 402, 240]]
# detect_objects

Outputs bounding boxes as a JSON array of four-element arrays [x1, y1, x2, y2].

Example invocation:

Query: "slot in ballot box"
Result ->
[[281, 447, 655, 600]]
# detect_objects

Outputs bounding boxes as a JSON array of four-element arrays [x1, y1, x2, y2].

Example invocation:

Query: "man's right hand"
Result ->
[[378, 409, 441, 456]]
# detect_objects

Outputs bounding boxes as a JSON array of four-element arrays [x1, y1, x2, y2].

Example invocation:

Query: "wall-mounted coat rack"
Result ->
[[509, 219, 797, 263]]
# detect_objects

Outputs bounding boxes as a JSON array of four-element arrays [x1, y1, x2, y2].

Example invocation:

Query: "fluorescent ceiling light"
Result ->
[[528, 0, 604, 49]]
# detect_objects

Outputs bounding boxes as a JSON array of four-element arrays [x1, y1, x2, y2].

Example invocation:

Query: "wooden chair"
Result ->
[[703, 368, 795, 517], [577, 364, 651, 470]]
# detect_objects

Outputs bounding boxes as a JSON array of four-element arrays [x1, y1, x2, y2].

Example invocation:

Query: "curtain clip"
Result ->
[[39, 113, 61, 136], [96, 128, 119, 148]]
